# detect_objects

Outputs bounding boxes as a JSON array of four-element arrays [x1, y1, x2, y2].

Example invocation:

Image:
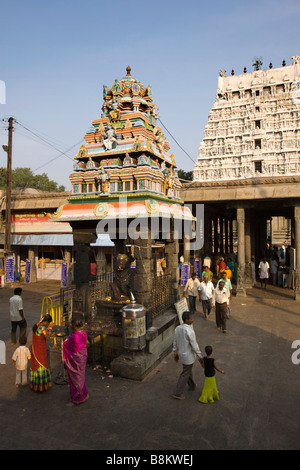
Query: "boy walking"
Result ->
[[12, 337, 31, 387]]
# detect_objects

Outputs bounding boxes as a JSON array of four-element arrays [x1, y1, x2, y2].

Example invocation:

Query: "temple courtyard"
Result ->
[[0, 280, 299, 451]]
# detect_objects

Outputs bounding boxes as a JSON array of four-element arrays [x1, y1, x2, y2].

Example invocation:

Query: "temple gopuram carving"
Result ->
[[66, 65, 182, 202], [181, 55, 300, 301], [194, 56, 300, 182], [52, 65, 192, 288]]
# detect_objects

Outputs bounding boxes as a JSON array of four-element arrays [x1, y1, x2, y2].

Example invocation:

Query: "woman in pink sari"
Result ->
[[63, 319, 89, 405]]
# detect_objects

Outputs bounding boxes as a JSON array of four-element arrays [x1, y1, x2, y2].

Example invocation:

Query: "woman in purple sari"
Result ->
[[63, 320, 89, 405]]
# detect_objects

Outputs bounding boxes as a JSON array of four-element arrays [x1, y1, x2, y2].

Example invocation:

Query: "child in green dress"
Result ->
[[198, 345, 225, 403]]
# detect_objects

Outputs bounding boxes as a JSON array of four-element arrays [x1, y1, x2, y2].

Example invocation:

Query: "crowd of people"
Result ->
[[8, 248, 288, 407], [183, 260, 232, 334], [173, 247, 290, 403], [173, 259, 232, 403], [10, 287, 89, 406]]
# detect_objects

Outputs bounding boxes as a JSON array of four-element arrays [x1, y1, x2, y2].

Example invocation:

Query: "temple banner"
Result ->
[[194, 259, 201, 278], [61, 261, 68, 287], [25, 259, 31, 283], [5, 256, 14, 283], [180, 262, 190, 286]]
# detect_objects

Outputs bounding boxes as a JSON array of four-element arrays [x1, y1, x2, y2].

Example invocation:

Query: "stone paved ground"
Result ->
[[0, 280, 299, 451]]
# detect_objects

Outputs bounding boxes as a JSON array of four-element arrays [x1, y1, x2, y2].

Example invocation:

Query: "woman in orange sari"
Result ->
[[30, 315, 53, 392]]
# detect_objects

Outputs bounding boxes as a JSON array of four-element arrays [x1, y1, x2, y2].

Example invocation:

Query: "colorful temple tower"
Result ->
[[53, 67, 193, 312], [65, 65, 181, 203]]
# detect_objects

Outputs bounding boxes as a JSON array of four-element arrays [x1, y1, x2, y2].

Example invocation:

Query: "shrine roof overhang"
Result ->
[[76, 138, 175, 166], [51, 195, 195, 223], [180, 175, 300, 204], [91, 111, 152, 127]]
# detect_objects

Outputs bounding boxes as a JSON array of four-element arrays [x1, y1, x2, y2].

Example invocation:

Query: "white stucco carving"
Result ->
[[194, 57, 300, 182]]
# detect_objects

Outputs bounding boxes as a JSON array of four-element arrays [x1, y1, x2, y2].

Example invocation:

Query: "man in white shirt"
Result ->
[[217, 271, 232, 318], [172, 311, 203, 400], [184, 273, 200, 314], [270, 257, 279, 285], [198, 275, 214, 320], [212, 281, 229, 333], [9, 288, 27, 345], [258, 257, 270, 289]]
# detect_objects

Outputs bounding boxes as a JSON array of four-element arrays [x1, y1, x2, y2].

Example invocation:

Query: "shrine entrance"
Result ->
[[180, 176, 300, 299]]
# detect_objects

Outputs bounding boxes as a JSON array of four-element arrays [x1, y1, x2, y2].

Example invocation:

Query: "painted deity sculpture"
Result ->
[[70, 67, 182, 199]]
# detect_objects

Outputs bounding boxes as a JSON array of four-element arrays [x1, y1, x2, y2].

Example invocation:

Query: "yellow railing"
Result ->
[[41, 289, 75, 326], [40, 289, 75, 346]]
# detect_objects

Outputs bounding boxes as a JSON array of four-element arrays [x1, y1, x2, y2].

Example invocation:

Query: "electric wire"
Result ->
[[1, 118, 84, 177], [13, 120, 84, 172], [3, 117, 195, 177], [16, 119, 76, 150], [32, 141, 82, 173], [13, 127, 78, 161], [158, 117, 196, 164], [15, 120, 78, 160]]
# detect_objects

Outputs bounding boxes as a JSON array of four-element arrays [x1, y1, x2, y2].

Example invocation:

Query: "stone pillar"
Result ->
[[73, 244, 90, 287], [224, 217, 229, 254], [294, 205, 300, 300], [64, 247, 72, 287], [95, 247, 106, 276], [229, 219, 233, 253], [28, 246, 37, 282], [183, 234, 190, 264], [213, 218, 218, 254], [165, 237, 179, 304], [203, 210, 211, 255], [244, 210, 252, 287], [236, 207, 246, 296], [133, 227, 153, 309], [220, 217, 224, 254]]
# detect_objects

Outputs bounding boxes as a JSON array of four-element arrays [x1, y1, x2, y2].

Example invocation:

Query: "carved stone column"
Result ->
[[133, 226, 153, 309], [95, 247, 106, 276], [165, 236, 179, 304], [28, 247, 37, 282], [244, 210, 252, 287], [236, 207, 247, 296], [183, 234, 190, 264], [294, 205, 300, 300], [64, 247, 72, 287], [73, 243, 90, 287]]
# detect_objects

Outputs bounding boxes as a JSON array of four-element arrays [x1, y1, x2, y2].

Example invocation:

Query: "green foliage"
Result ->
[[0, 167, 65, 192], [177, 169, 193, 181]]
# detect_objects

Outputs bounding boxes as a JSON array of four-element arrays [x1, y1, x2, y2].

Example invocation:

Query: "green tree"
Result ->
[[177, 169, 193, 181], [0, 167, 66, 192]]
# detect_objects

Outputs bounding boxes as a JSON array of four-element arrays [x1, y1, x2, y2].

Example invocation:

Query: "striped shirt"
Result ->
[[184, 278, 200, 297], [12, 346, 31, 371]]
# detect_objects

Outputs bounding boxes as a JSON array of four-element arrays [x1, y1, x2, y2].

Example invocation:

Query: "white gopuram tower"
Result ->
[[194, 56, 300, 181]]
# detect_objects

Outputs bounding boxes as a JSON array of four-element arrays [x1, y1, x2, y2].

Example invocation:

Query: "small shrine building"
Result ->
[[52, 67, 194, 378]]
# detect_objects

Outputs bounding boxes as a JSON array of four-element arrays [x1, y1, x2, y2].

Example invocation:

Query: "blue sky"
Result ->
[[0, 0, 300, 189]]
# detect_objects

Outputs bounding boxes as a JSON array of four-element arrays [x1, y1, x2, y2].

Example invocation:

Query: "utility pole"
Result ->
[[3, 117, 13, 253]]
